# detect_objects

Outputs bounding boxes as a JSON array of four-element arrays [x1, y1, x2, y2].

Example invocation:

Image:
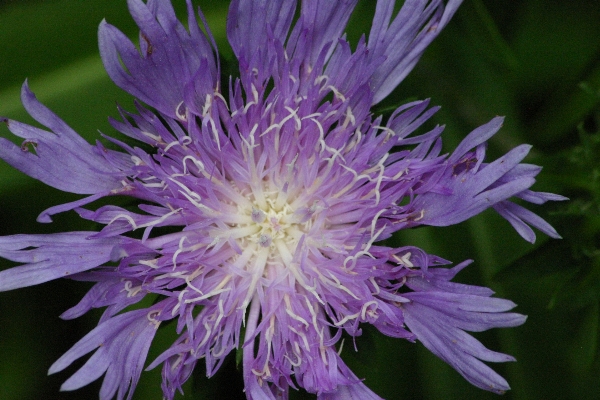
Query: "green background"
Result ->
[[0, 0, 599, 399]]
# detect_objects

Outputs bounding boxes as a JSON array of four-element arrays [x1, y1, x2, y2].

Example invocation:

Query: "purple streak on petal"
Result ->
[[19, 81, 97, 148], [414, 174, 535, 227]]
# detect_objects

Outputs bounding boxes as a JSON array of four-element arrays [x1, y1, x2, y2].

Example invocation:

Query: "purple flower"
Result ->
[[0, 1, 566, 399]]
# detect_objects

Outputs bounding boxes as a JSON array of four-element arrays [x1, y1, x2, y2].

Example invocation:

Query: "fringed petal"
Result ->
[[99, 0, 218, 119], [227, 0, 296, 82], [318, 381, 383, 400], [0, 233, 122, 291], [49, 306, 165, 400], [401, 263, 527, 394], [369, 0, 464, 103], [0, 83, 122, 194], [287, 0, 359, 68]]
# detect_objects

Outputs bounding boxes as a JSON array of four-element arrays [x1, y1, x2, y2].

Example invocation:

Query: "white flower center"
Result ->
[[214, 187, 320, 310], [237, 196, 305, 260]]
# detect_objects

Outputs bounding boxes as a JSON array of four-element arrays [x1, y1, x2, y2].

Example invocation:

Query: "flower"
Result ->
[[0, 0, 566, 399]]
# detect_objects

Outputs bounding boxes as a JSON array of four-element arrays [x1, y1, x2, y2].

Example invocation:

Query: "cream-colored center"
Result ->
[[239, 197, 304, 260]]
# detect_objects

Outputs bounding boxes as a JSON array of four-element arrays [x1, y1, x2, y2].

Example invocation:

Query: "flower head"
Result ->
[[0, 1, 565, 399]]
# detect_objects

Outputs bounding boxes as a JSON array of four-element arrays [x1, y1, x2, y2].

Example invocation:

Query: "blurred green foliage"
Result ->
[[0, 0, 599, 399]]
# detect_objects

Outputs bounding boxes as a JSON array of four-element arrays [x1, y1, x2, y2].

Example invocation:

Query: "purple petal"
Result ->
[[0, 84, 122, 194], [227, 0, 296, 78], [369, 0, 464, 103], [37, 191, 112, 223], [60, 280, 116, 320], [0, 233, 122, 291], [403, 304, 514, 394], [448, 116, 504, 164], [318, 382, 383, 400], [50, 307, 162, 400], [405, 291, 520, 314], [287, 0, 359, 67], [494, 200, 562, 243], [0, 0, 564, 399], [99, 0, 217, 119]]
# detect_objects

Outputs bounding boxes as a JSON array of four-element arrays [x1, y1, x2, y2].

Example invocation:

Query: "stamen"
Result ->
[[284, 295, 309, 328], [393, 252, 414, 268], [182, 155, 205, 175], [327, 85, 346, 102], [185, 275, 232, 303], [175, 101, 187, 121], [258, 234, 272, 247], [288, 326, 310, 351], [360, 301, 378, 320], [333, 312, 360, 327], [172, 236, 188, 269], [251, 208, 266, 223], [147, 310, 161, 328], [141, 130, 163, 142], [337, 338, 345, 356]]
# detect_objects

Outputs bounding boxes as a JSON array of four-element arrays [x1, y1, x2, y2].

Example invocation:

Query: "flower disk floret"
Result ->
[[0, 1, 566, 400]]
